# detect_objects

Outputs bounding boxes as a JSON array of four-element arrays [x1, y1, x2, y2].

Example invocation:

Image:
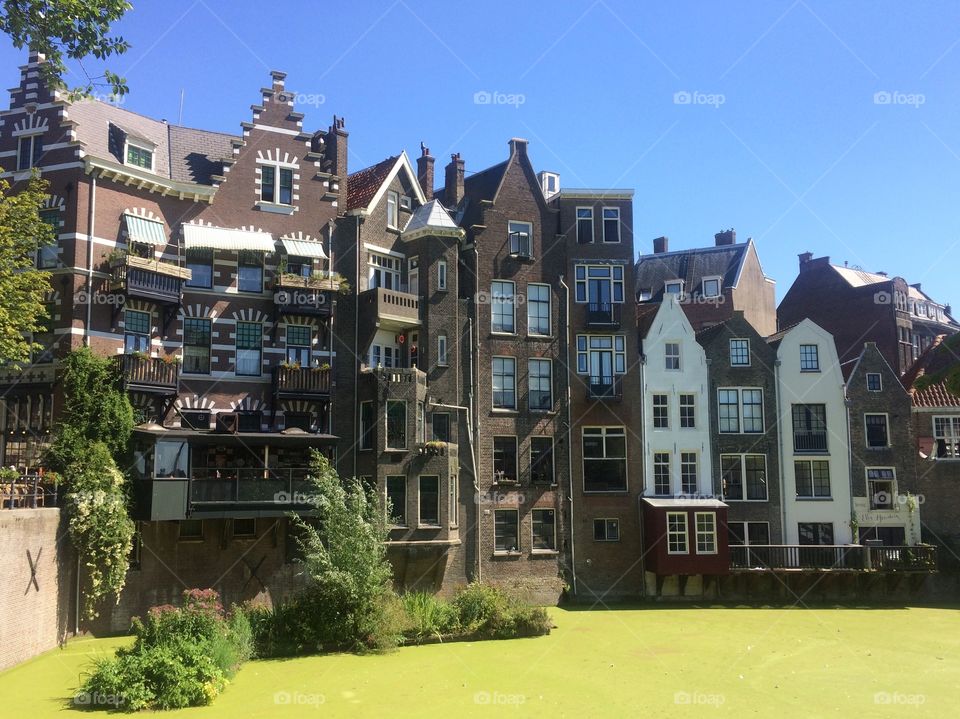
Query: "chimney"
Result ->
[[416, 142, 434, 201], [798, 251, 813, 269], [876, 271, 888, 277], [326, 115, 348, 207], [269, 69, 286, 94], [444, 153, 464, 206], [911, 283, 922, 291], [946, 304, 953, 316], [508, 137, 528, 158], [653, 236, 669, 254], [714, 228, 736, 246]]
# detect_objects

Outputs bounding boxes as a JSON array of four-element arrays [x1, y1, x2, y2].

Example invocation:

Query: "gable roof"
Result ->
[[346, 151, 426, 214], [635, 241, 755, 300], [904, 334, 960, 408], [402, 199, 463, 240], [830, 265, 891, 288]]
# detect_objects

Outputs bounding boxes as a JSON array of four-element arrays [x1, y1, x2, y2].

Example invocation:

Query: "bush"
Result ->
[[402, 592, 459, 641], [452, 583, 551, 639]]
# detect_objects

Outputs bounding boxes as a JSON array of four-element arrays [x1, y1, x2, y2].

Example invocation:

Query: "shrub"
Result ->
[[452, 583, 552, 639], [402, 592, 459, 641]]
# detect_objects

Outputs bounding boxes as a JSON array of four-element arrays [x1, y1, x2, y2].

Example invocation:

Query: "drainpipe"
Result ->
[[351, 217, 362, 479], [773, 359, 788, 542], [85, 173, 97, 346], [472, 246, 482, 582], [844, 396, 856, 545], [638, 345, 647, 596], [75, 556, 80, 635], [558, 276, 576, 597], [468, 314, 481, 583]]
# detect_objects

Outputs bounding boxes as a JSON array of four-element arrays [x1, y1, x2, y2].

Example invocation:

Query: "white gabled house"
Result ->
[[770, 319, 854, 545]]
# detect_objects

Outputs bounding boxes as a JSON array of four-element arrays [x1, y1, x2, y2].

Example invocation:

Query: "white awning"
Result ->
[[124, 213, 167, 246], [280, 237, 328, 259], [182, 224, 275, 252]]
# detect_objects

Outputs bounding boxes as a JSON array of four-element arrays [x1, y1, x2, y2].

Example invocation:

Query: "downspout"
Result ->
[[844, 394, 856, 545], [558, 275, 576, 597], [469, 314, 480, 583], [472, 245, 482, 582], [773, 359, 788, 541], [637, 344, 647, 596], [85, 173, 97, 346], [351, 217, 362, 479]]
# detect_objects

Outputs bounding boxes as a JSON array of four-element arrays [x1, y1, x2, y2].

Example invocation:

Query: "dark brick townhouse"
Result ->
[[635, 230, 777, 336], [778, 254, 958, 376], [696, 312, 783, 545]]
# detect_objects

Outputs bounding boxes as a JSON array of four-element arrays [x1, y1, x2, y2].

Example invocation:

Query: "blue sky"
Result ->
[[1, 0, 958, 305]]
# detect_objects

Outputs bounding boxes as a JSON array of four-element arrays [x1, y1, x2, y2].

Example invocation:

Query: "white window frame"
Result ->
[[717, 387, 764, 434], [665, 341, 681, 371], [800, 343, 820, 372], [530, 436, 555, 484], [866, 467, 897, 510], [386, 190, 399, 229], [679, 393, 696, 429], [864, 413, 890, 449], [720, 453, 769, 501], [508, 220, 533, 257], [576, 334, 627, 376], [492, 356, 517, 410], [666, 512, 688, 554], [437, 259, 447, 291], [528, 358, 553, 412], [729, 338, 751, 367], [492, 435, 519, 484], [652, 393, 669, 429], [866, 372, 882, 392], [494, 508, 520, 553], [695, 512, 718, 555], [527, 283, 551, 336], [664, 280, 684, 296], [531, 508, 557, 553], [702, 276, 722, 298], [437, 334, 448, 367], [653, 451, 672, 495], [125, 140, 155, 171], [582, 426, 628, 493], [933, 416, 960, 459], [594, 518, 620, 542], [368, 251, 402, 290], [418, 475, 441, 527], [258, 162, 294, 206], [680, 451, 699, 495], [574, 264, 625, 305], [491, 280, 516, 334], [602, 207, 620, 243], [17, 132, 43, 170], [576, 207, 594, 244]]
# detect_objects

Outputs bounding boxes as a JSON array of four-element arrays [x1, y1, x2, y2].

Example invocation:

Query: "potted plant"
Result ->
[[129, 350, 150, 361], [106, 248, 128, 267], [423, 440, 446, 457], [280, 360, 301, 370]]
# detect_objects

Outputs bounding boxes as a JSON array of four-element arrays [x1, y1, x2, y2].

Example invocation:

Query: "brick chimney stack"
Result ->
[[653, 236, 669, 254], [508, 137, 529, 158], [715, 229, 736, 246], [798, 251, 813, 269], [417, 142, 434, 201], [327, 115, 348, 207], [445, 153, 464, 206]]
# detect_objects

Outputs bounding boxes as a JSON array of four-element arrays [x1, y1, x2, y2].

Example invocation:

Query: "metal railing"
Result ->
[[869, 545, 938, 571], [587, 375, 622, 400], [793, 431, 828, 453], [586, 302, 621, 326], [1, 474, 58, 509], [730, 544, 864, 570], [187, 468, 316, 506]]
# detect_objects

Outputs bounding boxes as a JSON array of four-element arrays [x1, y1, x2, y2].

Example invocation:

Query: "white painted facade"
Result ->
[[640, 298, 713, 497], [773, 319, 854, 544]]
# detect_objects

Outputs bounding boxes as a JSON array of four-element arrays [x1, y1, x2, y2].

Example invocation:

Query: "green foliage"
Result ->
[[80, 589, 250, 712], [402, 592, 460, 642], [452, 583, 552, 639], [0, 0, 131, 98], [0, 171, 54, 366]]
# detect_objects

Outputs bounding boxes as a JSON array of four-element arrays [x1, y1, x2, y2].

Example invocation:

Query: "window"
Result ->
[[695, 512, 717, 554], [718, 388, 764, 433], [386, 190, 399, 228], [866, 373, 882, 392], [284, 412, 311, 431], [798, 522, 834, 545], [183, 318, 211, 374], [867, 468, 897, 510], [792, 404, 827, 452], [576, 335, 627, 391], [727, 521, 770, 546], [186, 249, 213, 288], [416, 401, 425, 444], [368, 252, 401, 289], [664, 280, 684, 296], [369, 341, 400, 368], [178, 520, 203, 541], [493, 436, 518, 483], [285, 325, 311, 366], [436, 334, 449, 367], [437, 259, 447, 290], [667, 512, 688, 554], [528, 359, 552, 411], [387, 476, 406, 525], [800, 344, 820, 372], [933, 416, 960, 458], [37, 209, 59, 268], [449, 473, 459, 527], [238, 252, 263, 293], [386, 401, 407, 449], [576, 208, 593, 244], [359, 401, 374, 450], [492, 357, 516, 409], [865, 414, 889, 448], [702, 277, 721, 298], [126, 143, 153, 170], [795, 460, 831, 498], [652, 394, 669, 428], [494, 509, 519, 552], [235, 322, 262, 376], [729, 339, 750, 366], [124, 309, 151, 354], [594, 518, 620, 541], [720, 454, 767, 501], [432, 413, 450, 442], [237, 411, 261, 432], [583, 427, 627, 492], [574, 265, 625, 310], [400, 195, 412, 210], [742, 389, 763, 433], [418, 476, 440, 526], [527, 284, 551, 336], [653, 452, 671, 495], [180, 410, 210, 430], [530, 437, 554, 484], [17, 134, 43, 170], [680, 452, 698, 495], [261, 165, 294, 205], [665, 342, 680, 370], [508, 220, 532, 256], [233, 518, 256, 538], [679, 394, 696, 428], [491, 281, 515, 333], [602, 207, 620, 243], [532, 509, 556, 551], [718, 389, 740, 433]]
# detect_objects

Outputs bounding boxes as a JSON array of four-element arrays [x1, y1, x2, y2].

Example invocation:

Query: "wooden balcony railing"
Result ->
[[273, 365, 331, 396], [110, 255, 191, 304], [113, 354, 179, 392], [869, 545, 938, 571]]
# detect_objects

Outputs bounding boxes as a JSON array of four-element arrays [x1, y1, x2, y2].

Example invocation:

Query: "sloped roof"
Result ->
[[403, 199, 461, 238], [765, 321, 802, 349], [904, 334, 960, 408], [346, 155, 398, 211], [636, 302, 661, 339], [635, 242, 750, 300], [168, 125, 234, 184], [831, 265, 891, 288]]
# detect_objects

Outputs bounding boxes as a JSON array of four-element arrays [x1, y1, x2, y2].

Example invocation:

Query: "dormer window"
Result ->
[[399, 195, 413, 211], [126, 142, 153, 170], [17, 134, 43, 170], [261, 165, 293, 205], [638, 288, 652, 301], [702, 276, 721, 298], [664, 280, 684, 296]]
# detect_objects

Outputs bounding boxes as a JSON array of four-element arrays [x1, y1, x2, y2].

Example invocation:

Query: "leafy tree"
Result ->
[[0, 0, 131, 98], [0, 171, 54, 366]]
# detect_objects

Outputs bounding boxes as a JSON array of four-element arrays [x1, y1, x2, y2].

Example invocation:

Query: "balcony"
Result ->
[[273, 272, 338, 316], [109, 254, 191, 305], [360, 287, 421, 331], [273, 365, 332, 398], [1, 473, 58, 509], [113, 354, 179, 393], [793, 431, 828, 453], [587, 375, 622, 401], [729, 544, 937, 572], [0, 363, 55, 389], [586, 302, 621, 328]]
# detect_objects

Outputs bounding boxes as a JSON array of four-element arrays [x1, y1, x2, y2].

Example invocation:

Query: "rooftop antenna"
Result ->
[[178, 89, 184, 125]]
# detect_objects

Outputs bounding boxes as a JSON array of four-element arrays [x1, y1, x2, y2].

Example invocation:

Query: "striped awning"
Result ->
[[124, 213, 167, 245], [280, 237, 328, 259], [182, 224, 275, 252]]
